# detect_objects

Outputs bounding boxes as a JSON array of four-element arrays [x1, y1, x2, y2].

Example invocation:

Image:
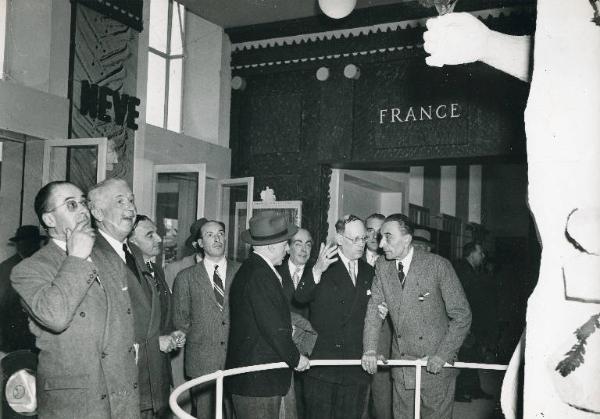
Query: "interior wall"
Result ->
[[0, 140, 24, 260], [342, 181, 381, 219]]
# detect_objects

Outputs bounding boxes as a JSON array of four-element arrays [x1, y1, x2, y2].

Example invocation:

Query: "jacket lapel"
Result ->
[[196, 261, 221, 309]]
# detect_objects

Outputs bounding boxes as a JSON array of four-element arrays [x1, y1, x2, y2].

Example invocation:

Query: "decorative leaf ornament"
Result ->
[[418, 0, 458, 15], [556, 313, 600, 377]]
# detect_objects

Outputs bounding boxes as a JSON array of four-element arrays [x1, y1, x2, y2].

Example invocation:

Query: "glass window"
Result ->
[[146, 0, 185, 132]]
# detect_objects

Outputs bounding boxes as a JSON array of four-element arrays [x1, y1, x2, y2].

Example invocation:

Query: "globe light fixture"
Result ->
[[318, 0, 357, 19]]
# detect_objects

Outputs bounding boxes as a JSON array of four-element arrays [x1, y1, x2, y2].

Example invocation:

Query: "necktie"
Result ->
[[397, 261, 406, 288], [123, 244, 140, 283], [213, 265, 225, 310], [292, 266, 302, 289], [146, 261, 154, 277], [349, 260, 357, 286]]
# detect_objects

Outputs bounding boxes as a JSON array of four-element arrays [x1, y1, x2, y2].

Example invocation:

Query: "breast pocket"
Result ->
[[40, 374, 89, 419]]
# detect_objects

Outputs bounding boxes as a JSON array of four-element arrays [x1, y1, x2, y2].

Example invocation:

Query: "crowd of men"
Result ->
[[0, 178, 489, 419]]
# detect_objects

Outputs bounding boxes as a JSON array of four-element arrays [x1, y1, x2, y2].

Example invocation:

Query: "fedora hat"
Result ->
[[412, 228, 433, 245], [9, 225, 46, 243], [241, 211, 298, 246], [184, 218, 209, 248]]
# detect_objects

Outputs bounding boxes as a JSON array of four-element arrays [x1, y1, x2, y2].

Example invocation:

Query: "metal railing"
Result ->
[[169, 359, 508, 419]]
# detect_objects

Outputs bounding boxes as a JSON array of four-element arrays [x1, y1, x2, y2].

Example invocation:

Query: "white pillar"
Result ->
[[409, 166, 424, 206], [468, 165, 482, 224], [440, 165, 456, 216]]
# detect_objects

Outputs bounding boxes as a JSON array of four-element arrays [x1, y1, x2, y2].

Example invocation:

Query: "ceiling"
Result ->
[[179, 0, 411, 28]]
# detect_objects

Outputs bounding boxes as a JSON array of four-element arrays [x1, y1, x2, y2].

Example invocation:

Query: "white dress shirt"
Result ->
[[338, 249, 358, 285], [98, 229, 127, 262], [203, 257, 227, 289], [287, 259, 305, 289], [397, 246, 415, 275]]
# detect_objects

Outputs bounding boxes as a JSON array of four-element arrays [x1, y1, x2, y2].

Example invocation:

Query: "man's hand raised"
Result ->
[[66, 219, 96, 260], [312, 243, 338, 283]]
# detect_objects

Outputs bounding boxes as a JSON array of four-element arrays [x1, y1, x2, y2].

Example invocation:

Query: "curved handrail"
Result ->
[[169, 359, 508, 419]]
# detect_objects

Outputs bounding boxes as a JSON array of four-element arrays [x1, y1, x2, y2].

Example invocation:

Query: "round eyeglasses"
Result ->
[[46, 198, 88, 213]]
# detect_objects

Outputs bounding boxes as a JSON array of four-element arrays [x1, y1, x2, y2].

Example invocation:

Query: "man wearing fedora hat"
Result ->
[[412, 228, 434, 253], [227, 211, 310, 419], [0, 225, 46, 353]]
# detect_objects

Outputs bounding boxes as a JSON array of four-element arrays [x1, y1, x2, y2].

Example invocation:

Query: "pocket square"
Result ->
[[366, 289, 371, 296]]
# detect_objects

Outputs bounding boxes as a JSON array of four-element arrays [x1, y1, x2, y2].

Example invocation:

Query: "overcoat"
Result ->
[[226, 253, 300, 397], [172, 258, 240, 377], [295, 258, 374, 385], [363, 249, 471, 388], [128, 240, 175, 412], [10, 239, 140, 419]]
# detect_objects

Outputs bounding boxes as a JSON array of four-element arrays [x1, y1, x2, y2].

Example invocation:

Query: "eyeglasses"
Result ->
[[46, 198, 88, 213], [341, 234, 369, 245]]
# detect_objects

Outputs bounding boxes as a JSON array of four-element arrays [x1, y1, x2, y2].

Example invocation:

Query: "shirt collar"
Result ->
[[204, 257, 226, 273], [288, 259, 305, 276], [99, 229, 126, 262], [52, 238, 67, 252], [397, 246, 414, 273]]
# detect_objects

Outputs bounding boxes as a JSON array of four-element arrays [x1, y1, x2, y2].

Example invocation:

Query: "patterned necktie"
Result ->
[[146, 261, 154, 277], [213, 265, 225, 310], [397, 261, 406, 288], [292, 266, 302, 289], [348, 260, 357, 286]]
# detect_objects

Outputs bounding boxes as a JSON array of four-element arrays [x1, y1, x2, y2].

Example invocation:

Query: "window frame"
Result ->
[[147, 0, 185, 132]]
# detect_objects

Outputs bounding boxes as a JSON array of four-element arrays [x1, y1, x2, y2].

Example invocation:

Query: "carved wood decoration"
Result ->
[[229, 6, 534, 249]]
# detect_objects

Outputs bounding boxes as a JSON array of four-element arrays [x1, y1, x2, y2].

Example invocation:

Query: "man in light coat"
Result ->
[[362, 213, 471, 419], [11, 181, 139, 419], [173, 220, 241, 418]]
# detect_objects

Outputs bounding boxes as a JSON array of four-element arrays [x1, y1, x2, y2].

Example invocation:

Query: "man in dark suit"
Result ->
[[173, 220, 241, 418], [0, 225, 45, 353], [88, 178, 169, 419], [295, 214, 374, 419], [362, 214, 471, 419], [128, 215, 186, 416], [227, 211, 310, 419], [11, 181, 140, 418]]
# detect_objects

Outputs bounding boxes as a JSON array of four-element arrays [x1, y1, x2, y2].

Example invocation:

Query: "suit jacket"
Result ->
[[164, 255, 197, 290], [10, 239, 139, 419], [116, 237, 171, 413], [0, 253, 36, 352], [295, 257, 374, 385], [363, 249, 471, 388], [172, 257, 240, 378], [277, 259, 310, 318], [226, 253, 301, 397]]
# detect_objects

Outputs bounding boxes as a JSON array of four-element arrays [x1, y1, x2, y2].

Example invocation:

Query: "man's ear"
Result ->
[[196, 239, 204, 250], [90, 206, 103, 222], [42, 212, 56, 229]]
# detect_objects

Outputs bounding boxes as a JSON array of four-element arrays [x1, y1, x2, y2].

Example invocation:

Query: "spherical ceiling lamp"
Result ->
[[318, 0, 357, 19]]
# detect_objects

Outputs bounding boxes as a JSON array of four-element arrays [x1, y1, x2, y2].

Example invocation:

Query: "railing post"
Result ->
[[414, 364, 422, 419], [216, 371, 224, 419]]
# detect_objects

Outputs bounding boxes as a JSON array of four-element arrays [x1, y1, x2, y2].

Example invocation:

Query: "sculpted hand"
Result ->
[[312, 243, 339, 283], [423, 12, 491, 67], [425, 355, 446, 374], [377, 302, 389, 320], [171, 330, 186, 348], [295, 354, 310, 372], [66, 219, 96, 260], [159, 335, 176, 353]]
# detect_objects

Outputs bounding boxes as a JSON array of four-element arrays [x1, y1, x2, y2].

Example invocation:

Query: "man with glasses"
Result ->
[[173, 220, 241, 418], [361, 214, 471, 419], [10, 181, 140, 418], [295, 214, 374, 419]]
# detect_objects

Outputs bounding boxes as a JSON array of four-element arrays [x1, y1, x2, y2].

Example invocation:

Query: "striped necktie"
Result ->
[[348, 260, 357, 286], [397, 261, 406, 288], [213, 265, 225, 310]]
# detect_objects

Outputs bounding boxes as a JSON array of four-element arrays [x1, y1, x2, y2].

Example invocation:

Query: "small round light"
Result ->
[[316, 67, 330, 81], [231, 76, 246, 91], [318, 0, 357, 19], [343, 64, 360, 80]]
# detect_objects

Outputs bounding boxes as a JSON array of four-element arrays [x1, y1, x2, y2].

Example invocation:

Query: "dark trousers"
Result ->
[[191, 382, 233, 419], [231, 394, 282, 419], [370, 369, 393, 419], [303, 375, 369, 419]]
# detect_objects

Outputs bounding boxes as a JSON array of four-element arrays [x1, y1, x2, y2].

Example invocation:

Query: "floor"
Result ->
[[452, 370, 505, 419]]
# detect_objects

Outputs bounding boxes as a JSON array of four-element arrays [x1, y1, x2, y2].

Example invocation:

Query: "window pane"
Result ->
[[170, 2, 185, 55], [167, 57, 183, 132], [146, 52, 166, 127], [149, 0, 169, 53]]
